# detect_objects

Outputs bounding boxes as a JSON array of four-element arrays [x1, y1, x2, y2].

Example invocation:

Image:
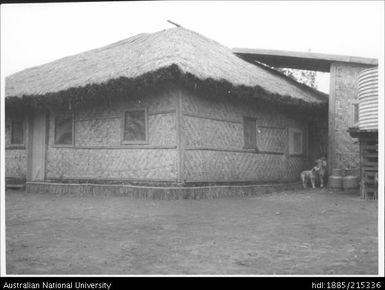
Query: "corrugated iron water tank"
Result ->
[[357, 67, 378, 130]]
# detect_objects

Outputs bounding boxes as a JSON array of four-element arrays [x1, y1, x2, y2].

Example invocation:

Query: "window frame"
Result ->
[[53, 113, 74, 147], [121, 108, 148, 145], [9, 118, 26, 147], [243, 116, 257, 150], [288, 128, 304, 156]]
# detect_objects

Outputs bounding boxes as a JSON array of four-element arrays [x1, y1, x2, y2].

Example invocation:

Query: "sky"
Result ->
[[1, 1, 384, 93]]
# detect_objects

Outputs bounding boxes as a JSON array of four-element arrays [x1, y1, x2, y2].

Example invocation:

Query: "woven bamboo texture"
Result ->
[[184, 115, 243, 148], [75, 89, 177, 120], [74, 113, 176, 147], [5, 117, 27, 179], [182, 89, 307, 128], [182, 90, 310, 182], [48, 91, 177, 147], [257, 127, 286, 153], [5, 150, 27, 179], [184, 151, 287, 182], [46, 148, 177, 180]]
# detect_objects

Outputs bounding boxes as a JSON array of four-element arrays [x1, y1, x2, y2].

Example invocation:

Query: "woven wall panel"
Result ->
[[183, 91, 314, 182], [5, 117, 27, 178], [182, 88, 312, 182], [184, 151, 286, 182], [43, 89, 178, 182], [75, 118, 121, 146], [46, 148, 177, 180], [73, 113, 176, 147], [182, 88, 302, 128], [257, 127, 286, 153], [148, 114, 177, 146], [182, 89, 241, 121], [184, 116, 243, 148], [5, 150, 27, 178], [75, 88, 177, 120]]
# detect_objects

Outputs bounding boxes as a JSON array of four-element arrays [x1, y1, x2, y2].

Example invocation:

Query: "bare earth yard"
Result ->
[[6, 188, 378, 275]]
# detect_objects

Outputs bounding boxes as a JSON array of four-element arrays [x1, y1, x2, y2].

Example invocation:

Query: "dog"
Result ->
[[300, 166, 319, 189], [315, 157, 327, 188]]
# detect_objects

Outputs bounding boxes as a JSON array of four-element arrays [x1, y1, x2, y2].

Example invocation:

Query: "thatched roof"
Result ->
[[5, 27, 327, 105]]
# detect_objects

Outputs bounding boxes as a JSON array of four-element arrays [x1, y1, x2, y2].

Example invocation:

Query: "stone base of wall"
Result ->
[[26, 181, 302, 200]]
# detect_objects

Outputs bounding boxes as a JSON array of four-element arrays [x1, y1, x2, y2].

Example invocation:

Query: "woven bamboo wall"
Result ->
[[184, 151, 286, 181], [5, 149, 27, 179], [46, 148, 177, 180], [181, 88, 312, 182], [184, 115, 243, 148], [257, 127, 286, 153], [5, 116, 27, 179], [74, 114, 176, 147], [46, 88, 178, 181]]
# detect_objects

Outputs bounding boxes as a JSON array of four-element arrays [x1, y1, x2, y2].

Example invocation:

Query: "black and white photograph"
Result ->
[[1, 1, 383, 279]]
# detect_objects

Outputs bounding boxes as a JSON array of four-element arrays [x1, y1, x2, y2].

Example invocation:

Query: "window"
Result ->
[[122, 109, 147, 144], [289, 128, 303, 155], [352, 101, 359, 126], [54, 115, 73, 145], [243, 117, 256, 149], [11, 120, 24, 145]]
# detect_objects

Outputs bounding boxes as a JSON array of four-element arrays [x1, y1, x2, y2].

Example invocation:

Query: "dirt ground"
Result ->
[[5, 188, 378, 275]]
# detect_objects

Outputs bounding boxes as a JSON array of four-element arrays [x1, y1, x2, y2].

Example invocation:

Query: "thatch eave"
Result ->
[[5, 64, 328, 113]]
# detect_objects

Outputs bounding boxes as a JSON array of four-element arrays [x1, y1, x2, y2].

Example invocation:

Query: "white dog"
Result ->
[[300, 166, 319, 189]]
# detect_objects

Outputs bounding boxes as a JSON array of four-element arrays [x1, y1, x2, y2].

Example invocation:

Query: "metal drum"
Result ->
[[343, 175, 359, 190], [328, 175, 343, 190]]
